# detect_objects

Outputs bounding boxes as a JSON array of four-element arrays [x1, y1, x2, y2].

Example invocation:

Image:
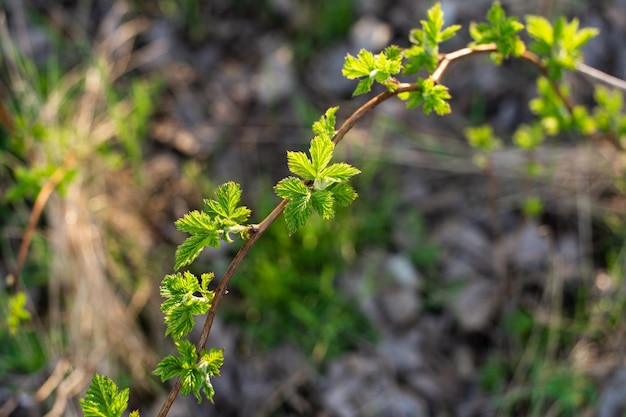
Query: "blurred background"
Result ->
[[2, 0, 626, 416]]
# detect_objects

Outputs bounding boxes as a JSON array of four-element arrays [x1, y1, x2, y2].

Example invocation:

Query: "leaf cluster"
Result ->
[[6, 292, 31, 335], [275, 107, 360, 234], [342, 46, 403, 96], [80, 374, 138, 417], [526, 15, 598, 80], [153, 340, 224, 403], [404, 3, 461, 73], [174, 181, 251, 270], [469, 1, 525, 64], [530, 77, 594, 135], [160, 271, 214, 340]]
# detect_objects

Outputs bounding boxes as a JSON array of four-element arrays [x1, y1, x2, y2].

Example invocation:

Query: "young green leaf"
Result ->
[[204, 181, 251, 225], [342, 49, 376, 79], [342, 47, 403, 96], [312, 106, 338, 139], [286, 151, 316, 180], [319, 162, 361, 183], [7, 291, 31, 334], [154, 340, 224, 403], [329, 182, 358, 207], [310, 135, 335, 175], [284, 194, 312, 234], [465, 125, 502, 152], [160, 272, 214, 340], [399, 77, 452, 115], [175, 211, 216, 235], [174, 231, 220, 271], [80, 374, 129, 417], [526, 15, 598, 79], [469, 1, 525, 63], [275, 176, 310, 200], [404, 3, 461, 74], [311, 190, 335, 220], [513, 123, 545, 150]]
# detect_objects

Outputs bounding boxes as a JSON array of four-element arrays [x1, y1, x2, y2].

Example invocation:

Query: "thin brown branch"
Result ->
[[576, 62, 626, 92], [6, 154, 75, 292], [156, 40, 625, 417]]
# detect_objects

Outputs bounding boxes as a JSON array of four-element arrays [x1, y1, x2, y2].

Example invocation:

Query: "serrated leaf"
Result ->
[[80, 374, 129, 417], [284, 195, 312, 234], [353, 77, 375, 96], [526, 15, 553, 46], [310, 135, 335, 174], [424, 82, 451, 115], [160, 272, 212, 340], [311, 190, 335, 220], [329, 182, 358, 207], [286, 151, 316, 179], [154, 340, 223, 404], [342, 49, 375, 79], [319, 162, 361, 181], [175, 211, 215, 235], [312, 107, 338, 138], [406, 78, 451, 115], [274, 177, 310, 200], [204, 182, 251, 224], [129, 411, 140, 417], [200, 348, 224, 379], [7, 292, 31, 334], [469, 2, 525, 60], [174, 232, 220, 271]]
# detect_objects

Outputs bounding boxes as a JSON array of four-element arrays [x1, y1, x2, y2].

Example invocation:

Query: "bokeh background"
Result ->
[[2, 0, 626, 416]]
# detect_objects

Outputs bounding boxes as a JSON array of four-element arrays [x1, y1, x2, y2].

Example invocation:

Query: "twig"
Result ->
[[576, 62, 626, 92], [6, 154, 75, 292]]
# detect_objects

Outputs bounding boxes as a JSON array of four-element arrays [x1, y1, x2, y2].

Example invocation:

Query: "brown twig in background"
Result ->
[[6, 153, 75, 293]]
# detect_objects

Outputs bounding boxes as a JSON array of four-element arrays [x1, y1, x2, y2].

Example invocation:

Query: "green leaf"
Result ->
[[329, 182, 358, 207], [342, 49, 375, 79], [284, 194, 312, 234], [160, 272, 213, 340], [405, 3, 460, 73], [400, 77, 452, 115], [464, 125, 502, 152], [513, 123, 544, 150], [469, 1, 525, 62], [310, 135, 335, 175], [353, 77, 375, 96], [174, 232, 220, 271], [312, 106, 338, 139], [343, 47, 403, 95], [175, 211, 216, 235], [274, 177, 310, 200], [287, 151, 316, 180], [526, 15, 598, 79], [204, 182, 251, 224], [7, 291, 31, 334], [319, 162, 361, 182], [154, 340, 223, 403], [311, 190, 335, 220], [80, 374, 129, 417]]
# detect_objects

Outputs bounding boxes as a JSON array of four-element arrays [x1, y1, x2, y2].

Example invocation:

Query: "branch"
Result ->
[[156, 40, 625, 417]]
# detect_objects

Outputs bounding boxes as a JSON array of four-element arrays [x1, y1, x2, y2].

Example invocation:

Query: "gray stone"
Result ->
[[350, 16, 392, 52], [377, 283, 421, 329], [451, 279, 500, 332], [385, 254, 423, 289], [253, 41, 296, 104], [598, 368, 626, 417]]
